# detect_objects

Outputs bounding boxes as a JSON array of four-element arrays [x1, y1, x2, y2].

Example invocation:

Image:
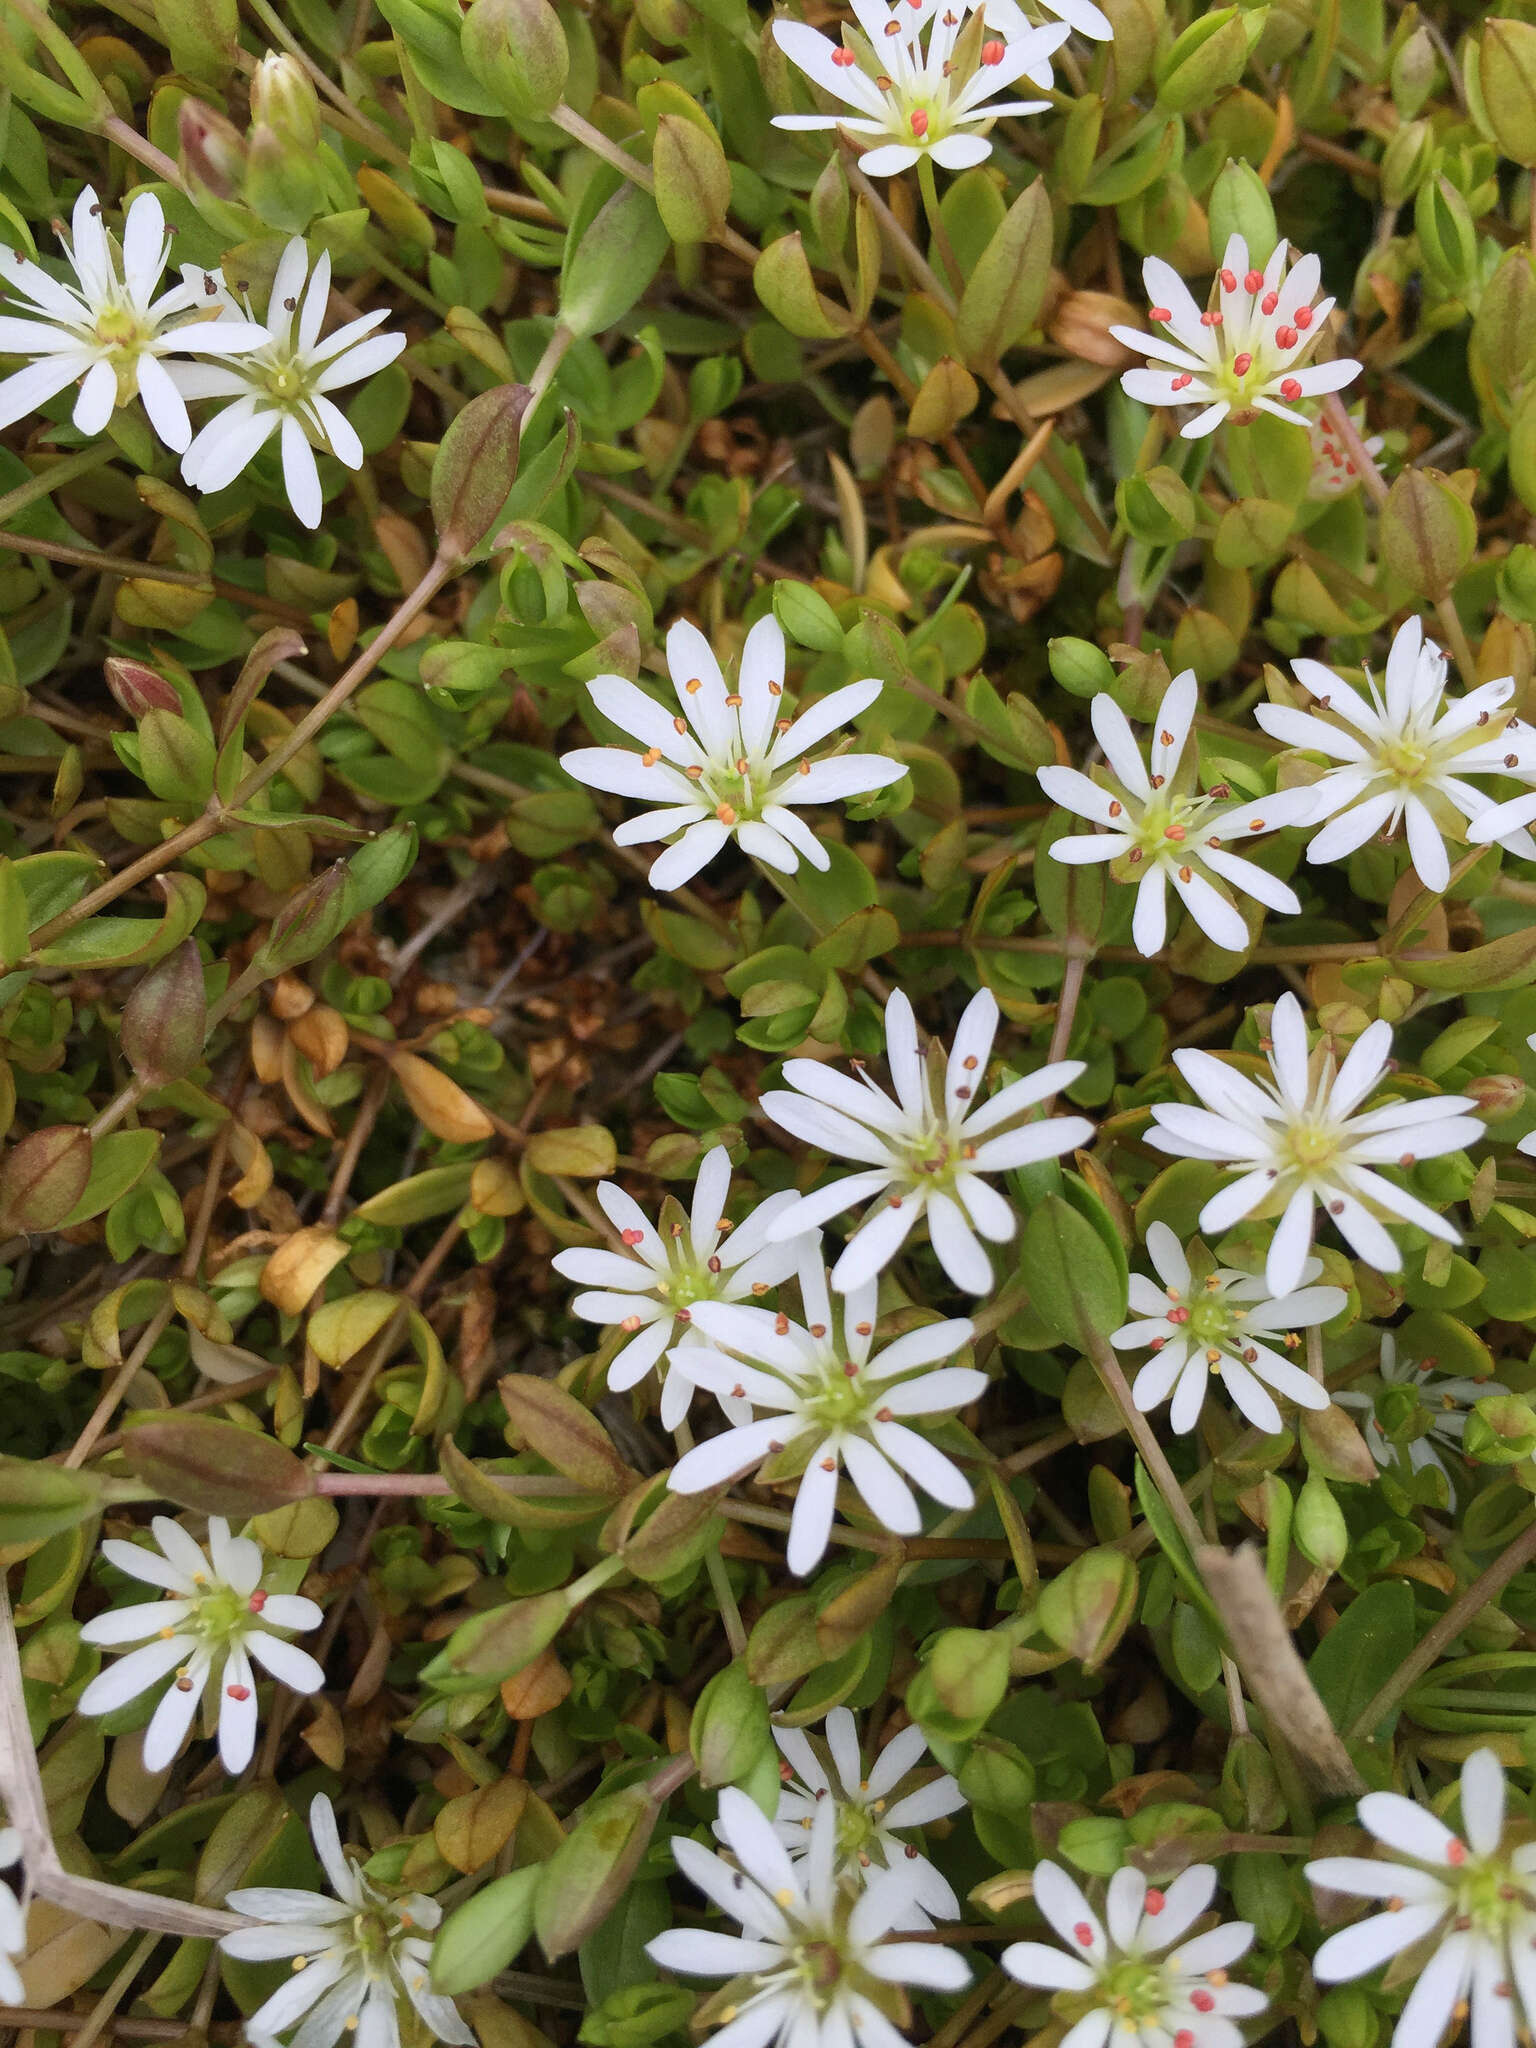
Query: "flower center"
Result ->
[[1452, 1854, 1535, 1942], [792, 1937, 846, 2008], [255, 354, 313, 408], [1098, 1956, 1173, 2029], [1185, 1292, 1236, 1349], [1380, 735, 1432, 783], [1130, 792, 1213, 863], [93, 303, 150, 353], [805, 1357, 874, 1431], [1282, 1119, 1340, 1175], [193, 1584, 258, 1642]]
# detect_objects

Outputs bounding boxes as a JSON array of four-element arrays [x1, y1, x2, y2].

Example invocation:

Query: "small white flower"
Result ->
[[551, 1146, 811, 1431], [1335, 1332, 1509, 1480], [1113, 1221, 1342, 1436], [1112, 233, 1360, 439], [648, 1784, 970, 2048], [1306, 1749, 1536, 2048], [221, 1794, 474, 2048], [77, 1515, 324, 1775], [0, 1829, 26, 2007], [772, 0, 1069, 180], [1003, 1859, 1268, 2048], [177, 237, 405, 528], [768, 1707, 965, 1927], [762, 987, 1092, 1295], [561, 616, 904, 891], [1039, 670, 1315, 957], [1307, 406, 1385, 499], [1146, 992, 1484, 1297], [0, 186, 266, 451], [1255, 617, 1536, 892], [667, 1246, 983, 1576]]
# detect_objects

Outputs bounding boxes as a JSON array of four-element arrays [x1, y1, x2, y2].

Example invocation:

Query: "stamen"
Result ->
[[832, 43, 856, 62]]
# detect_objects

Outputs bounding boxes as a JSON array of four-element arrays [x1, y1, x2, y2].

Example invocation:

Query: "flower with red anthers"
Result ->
[[770, 0, 1069, 177], [1110, 231, 1360, 438], [1004, 1861, 1268, 2048]]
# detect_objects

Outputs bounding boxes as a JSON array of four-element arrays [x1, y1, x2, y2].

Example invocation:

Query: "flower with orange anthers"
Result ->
[[1111, 233, 1361, 438], [771, 0, 1068, 178]]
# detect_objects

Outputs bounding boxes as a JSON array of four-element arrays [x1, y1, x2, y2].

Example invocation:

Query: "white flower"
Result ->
[[1112, 1221, 1342, 1436], [1146, 993, 1484, 1298], [987, 0, 1112, 45], [0, 1829, 25, 2007], [1335, 1332, 1509, 1480], [768, 1708, 965, 1927], [0, 186, 266, 451], [77, 1514, 324, 1775], [177, 237, 405, 528], [667, 1246, 983, 1576], [1306, 1749, 1536, 2048], [762, 987, 1092, 1294], [551, 1146, 810, 1431], [221, 1794, 474, 2048], [771, 0, 1069, 180], [1255, 617, 1536, 892], [1003, 1859, 1268, 2048], [1039, 671, 1315, 957], [1111, 233, 1360, 439], [648, 1784, 970, 2048], [1308, 406, 1385, 499], [560, 616, 904, 891]]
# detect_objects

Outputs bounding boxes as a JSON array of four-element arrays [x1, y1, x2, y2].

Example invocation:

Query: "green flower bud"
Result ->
[[1207, 159, 1277, 267], [1155, 7, 1264, 114], [461, 0, 569, 122], [1318, 1988, 1381, 2048], [1380, 119, 1435, 206], [1036, 1547, 1138, 1671], [1379, 467, 1477, 598], [956, 1736, 1036, 1813], [259, 861, 357, 975], [121, 940, 208, 1086], [653, 111, 731, 244], [177, 95, 247, 201], [1464, 1393, 1536, 1465], [907, 1626, 1009, 1741], [1390, 27, 1437, 119], [690, 1659, 773, 1791], [1414, 172, 1479, 298], [1480, 250, 1536, 389], [243, 123, 326, 234], [1498, 542, 1536, 621], [424, 1589, 572, 1691], [1479, 19, 1536, 167], [1117, 466, 1201, 544], [106, 656, 181, 718], [250, 51, 320, 150], [121, 1414, 316, 1517], [1293, 1472, 1347, 1571], [1049, 636, 1116, 697]]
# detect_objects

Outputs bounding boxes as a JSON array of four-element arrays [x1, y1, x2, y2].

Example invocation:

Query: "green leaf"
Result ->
[[1307, 1579, 1417, 1741]]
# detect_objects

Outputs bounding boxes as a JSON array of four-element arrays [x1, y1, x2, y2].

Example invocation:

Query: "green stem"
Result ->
[[916, 154, 965, 297]]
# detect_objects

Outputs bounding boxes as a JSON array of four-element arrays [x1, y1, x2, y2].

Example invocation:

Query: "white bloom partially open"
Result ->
[[762, 987, 1092, 1294], [562, 616, 903, 890], [649, 1785, 969, 2048], [1039, 670, 1315, 956], [1255, 617, 1536, 891], [0, 186, 266, 450], [77, 1515, 324, 1775], [772, 0, 1069, 179], [769, 1708, 965, 1927], [221, 1794, 474, 2048], [1112, 233, 1360, 439], [667, 1247, 983, 1576], [177, 236, 405, 527], [1307, 406, 1385, 499], [1112, 1220, 1341, 1435], [1307, 1749, 1536, 2048], [551, 1146, 810, 1430], [1003, 1860, 1268, 2048], [0, 1829, 25, 2007], [1334, 1332, 1508, 1481], [1147, 993, 1483, 1297]]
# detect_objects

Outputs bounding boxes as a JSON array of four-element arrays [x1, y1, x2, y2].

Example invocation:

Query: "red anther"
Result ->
[[1200, 309, 1223, 326], [1167, 1306, 1191, 1324], [1295, 304, 1313, 328], [1145, 1889, 1166, 1915], [1192, 1993, 1215, 2014], [1073, 1923, 1095, 1947], [226, 1683, 252, 1701], [1220, 268, 1237, 292], [1148, 306, 1172, 322], [1171, 372, 1194, 390], [1447, 1840, 1468, 1867], [622, 1228, 644, 1245], [910, 108, 928, 135], [1261, 290, 1279, 314], [1176, 2034, 1196, 2048], [1244, 268, 1263, 292], [1280, 377, 1302, 400], [1232, 351, 1252, 375], [1275, 324, 1299, 349], [248, 1591, 268, 1612], [832, 44, 856, 63], [981, 36, 1005, 61]]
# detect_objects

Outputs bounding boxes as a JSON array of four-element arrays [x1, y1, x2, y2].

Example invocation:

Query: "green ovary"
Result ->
[[1097, 1957, 1172, 2031], [1454, 1855, 1532, 1941], [192, 1584, 259, 1644], [1282, 1120, 1340, 1174]]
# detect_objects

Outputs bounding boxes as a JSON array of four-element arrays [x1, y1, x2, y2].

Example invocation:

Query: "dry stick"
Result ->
[[1344, 1511, 1536, 1745], [0, 1576, 245, 1939], [0, 529, 312, 625], [1196, 1546, 1367, 1798]]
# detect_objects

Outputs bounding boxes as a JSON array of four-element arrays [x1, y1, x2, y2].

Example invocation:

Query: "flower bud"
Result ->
[[690, 1659, 773, 1791], [1207, 159, 1277, 267], [177, 96, 247, 201], [122, 939, 208, 1086], [121, 1414, 316, 1516], [1049, 635, 1116, 697], [1479, 19, 1536, 167], [652, 111, 731, 244], [1117, 466, 1200, 544], [1379, 466, 1477, 597], [1380, 118, 1435, 206], [461, 0, 569, 122], [1414, 173, 1478, 298], [1465, 1393, 1536, 1465], [906, 1626, 1010, 1741], [1318, 1987, 1380, 2048], [243, 123, 326, 234], [1036, 1547, 1138, 1671], [957, 1737, 1036, 1814], [0, 1124, 91, 1234], [1474, 249, 1536, 392], [259, 860, 357, 974], [424, 1590, 572, 1691], [1390, 26, 1437, 118], [1155, 7, 1264, 114], [430, 383, 533, 561], [250, 52, 321, 150], [1466, 1071, 1528, 1120], [1293, 1472, 1347, 1571], [106, 656, 181, 719]]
